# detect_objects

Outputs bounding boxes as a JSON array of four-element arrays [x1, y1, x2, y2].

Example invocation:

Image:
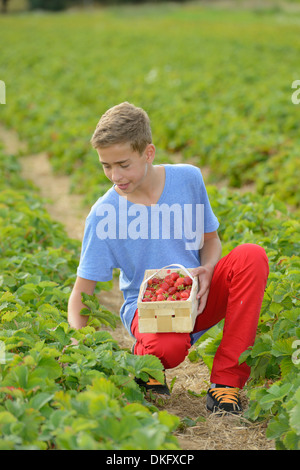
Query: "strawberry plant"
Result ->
[[0, 2, 300, 449], [191, 186, 300, 449]]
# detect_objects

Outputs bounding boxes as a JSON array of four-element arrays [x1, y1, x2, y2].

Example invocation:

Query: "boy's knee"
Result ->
[[146, 333, 190, 369], [234, 243, 269, 274]]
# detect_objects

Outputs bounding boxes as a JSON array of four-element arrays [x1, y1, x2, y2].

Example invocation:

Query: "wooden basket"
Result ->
[[137, 264, 199, 333]]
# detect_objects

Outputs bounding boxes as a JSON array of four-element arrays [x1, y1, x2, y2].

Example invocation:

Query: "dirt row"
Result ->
[[0, 124, 274, 450]]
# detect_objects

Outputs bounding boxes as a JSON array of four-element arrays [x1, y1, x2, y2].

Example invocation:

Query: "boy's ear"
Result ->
[[144, 144, 156, 163]]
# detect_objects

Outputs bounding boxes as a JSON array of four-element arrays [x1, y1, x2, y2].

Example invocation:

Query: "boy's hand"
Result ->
[[190, 264, 214, 315]]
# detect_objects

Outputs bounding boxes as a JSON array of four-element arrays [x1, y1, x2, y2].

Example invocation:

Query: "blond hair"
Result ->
[[91, 102, 152, 154]]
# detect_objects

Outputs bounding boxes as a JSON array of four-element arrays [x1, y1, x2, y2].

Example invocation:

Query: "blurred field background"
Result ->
[[1, 0, 300, 206]]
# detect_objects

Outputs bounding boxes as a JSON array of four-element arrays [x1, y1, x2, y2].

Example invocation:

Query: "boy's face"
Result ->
[[97, 142, 155, 195]]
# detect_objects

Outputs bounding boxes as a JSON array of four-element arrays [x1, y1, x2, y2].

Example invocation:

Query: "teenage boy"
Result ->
[[68, 102, 269, 414]]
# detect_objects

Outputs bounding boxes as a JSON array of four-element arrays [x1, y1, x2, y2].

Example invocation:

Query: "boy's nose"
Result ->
[[111, 168, 123, 183]]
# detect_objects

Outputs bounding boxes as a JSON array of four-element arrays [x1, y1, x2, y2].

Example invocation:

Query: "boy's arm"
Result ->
[[190, 231, 222, 315], [68, 276, 97, 329]]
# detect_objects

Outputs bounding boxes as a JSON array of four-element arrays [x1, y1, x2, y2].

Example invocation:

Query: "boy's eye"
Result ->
[[101, 163, 129, 169]]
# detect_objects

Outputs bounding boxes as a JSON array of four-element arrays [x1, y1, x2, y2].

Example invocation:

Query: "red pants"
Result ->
[[131, 243, 269, 388]]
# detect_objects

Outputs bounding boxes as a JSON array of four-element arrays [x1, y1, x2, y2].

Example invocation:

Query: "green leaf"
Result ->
[[124, 354, 165, 384], [250, 335, 272, 358], [38, 281, 58, 288], [158, 410, 180, 431], [272, 283, 292, 304], [271, 338, 294, 357], [48, 325, 71, 347], [12, 365, 29, 389], [36, 357, 62, 380], [89, 377, 120, 399], [0, 411, 18, 426], [260, 383, 293, 405], [29, 392, 54, 411], [283, 430, 300, 450], [1, 310, 20, 322], [266, 414, 290, 440], [80, 293, 118, 329]]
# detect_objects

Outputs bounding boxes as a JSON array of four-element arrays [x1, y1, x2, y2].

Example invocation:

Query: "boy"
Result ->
[[68, 102, 269, 414]]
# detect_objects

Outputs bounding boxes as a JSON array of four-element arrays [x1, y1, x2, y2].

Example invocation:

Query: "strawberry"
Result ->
[[143, 271, 193, 302], [174, 277, 185, 288], [160, 281, 170, 291], [180, 290, 190, 299], [156, 287, 166, 296], [164, 275, 175, 286], [168, 286, 177, 295]]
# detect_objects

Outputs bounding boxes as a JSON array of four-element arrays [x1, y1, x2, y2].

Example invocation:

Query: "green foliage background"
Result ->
[[1, 3, 300, 206], [0, 2, 299, 450]]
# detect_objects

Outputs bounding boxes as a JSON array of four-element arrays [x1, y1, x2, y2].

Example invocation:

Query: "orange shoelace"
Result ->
[[210, 387, 240, 405]]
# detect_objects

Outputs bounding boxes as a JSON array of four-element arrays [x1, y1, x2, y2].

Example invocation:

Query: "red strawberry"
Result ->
[[151, 277, 160, 285], [161, 281, 170, 291], [183, 276, 193, 286], [168, 286, 177, 295], [174, 277, 185, 288], [164, 275, 174, 287], [180, 290, 190, 300], [156, 287, 166, 296]]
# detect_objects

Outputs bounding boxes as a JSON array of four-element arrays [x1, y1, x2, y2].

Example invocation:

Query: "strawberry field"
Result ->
[[1, 1, 300, 450]]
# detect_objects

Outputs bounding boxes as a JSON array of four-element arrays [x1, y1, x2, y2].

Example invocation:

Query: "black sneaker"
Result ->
[[206, 385, 242, 415], [135, 372, 171, 397]]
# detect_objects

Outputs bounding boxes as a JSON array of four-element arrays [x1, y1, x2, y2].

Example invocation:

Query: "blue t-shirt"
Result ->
[[77, 163, 219, 335]]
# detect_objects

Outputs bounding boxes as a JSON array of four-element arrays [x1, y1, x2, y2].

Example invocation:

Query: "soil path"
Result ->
[[0, 124, 274, 450]]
